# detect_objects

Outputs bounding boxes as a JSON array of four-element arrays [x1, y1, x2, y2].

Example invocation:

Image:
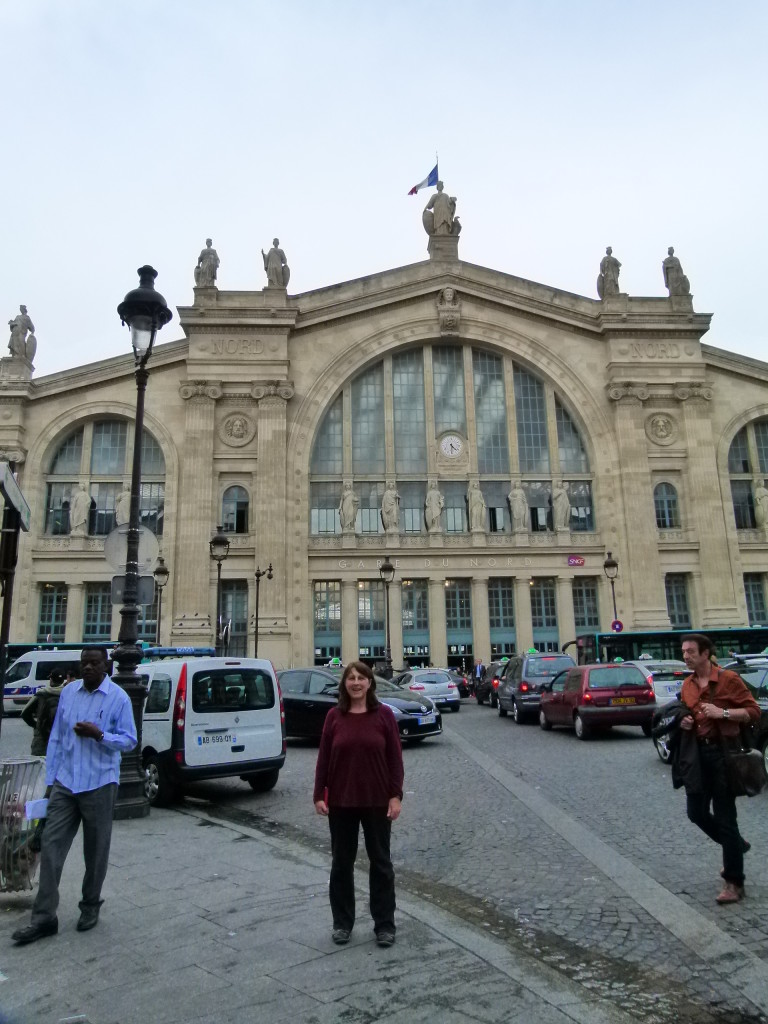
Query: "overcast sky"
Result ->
[[3, 1, 766, 379]]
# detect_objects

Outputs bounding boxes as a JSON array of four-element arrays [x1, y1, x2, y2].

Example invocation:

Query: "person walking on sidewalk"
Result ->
[[21, 669, 68, 756], [12, 647, 137, 946], [680, 633, 760, 904], [313, 661, 404, 948]]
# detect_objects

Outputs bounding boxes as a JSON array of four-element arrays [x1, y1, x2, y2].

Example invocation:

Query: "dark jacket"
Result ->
[[652, 700, 703, 793], [20, 681, 66, 756]]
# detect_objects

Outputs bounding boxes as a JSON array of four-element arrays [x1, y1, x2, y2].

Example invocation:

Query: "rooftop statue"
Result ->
[[662, 247, 691, 297], [194, 239, 220, 288], [596, 246, 621, 299], [262, 238, 290, 288], [8, 305, 36, 361], [422, 182, 461, 237]]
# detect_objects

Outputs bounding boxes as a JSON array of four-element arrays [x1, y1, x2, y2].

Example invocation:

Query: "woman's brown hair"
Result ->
[[337, 660, 379, 713]]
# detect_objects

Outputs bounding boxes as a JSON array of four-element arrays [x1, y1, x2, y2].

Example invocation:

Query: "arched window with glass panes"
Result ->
[[222, 486, 249, 534], [654, 482, 680, 529], [309, 346, 593, 536], [728, 419, 768, 529], [44, 420, 165, 537]]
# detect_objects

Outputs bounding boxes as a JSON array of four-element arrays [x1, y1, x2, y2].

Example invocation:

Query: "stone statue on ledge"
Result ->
[[422, 182, 461, 237], [754, 479, 768, 530], [194, 239, 220, 288], [380, 481, 400, 534], [662, 247, 691, 297], [596, 247, 621, 299], [552, 479, 571, 531], [425, 481, 444, 533], [468, 482, 486, 532], [508, 481, 529, 532], [262, 238, 290, 288], [339, 482, 359, 532], [8, 305, 36, 361]]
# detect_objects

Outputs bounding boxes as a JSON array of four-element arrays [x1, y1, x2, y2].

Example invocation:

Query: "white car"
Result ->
[[625, 659, 688, 762]]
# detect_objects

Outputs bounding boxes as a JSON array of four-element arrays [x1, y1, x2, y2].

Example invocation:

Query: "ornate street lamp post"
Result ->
[[253, 563, 273, 658], [379, 555, 395, 678], [209, 526, 230, 655], [113, 266, 172, 819], [153, 555, 169, 645], [603, 550, 619, 623]]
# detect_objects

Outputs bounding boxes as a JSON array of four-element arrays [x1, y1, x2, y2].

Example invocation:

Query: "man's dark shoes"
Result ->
[[76, 907, 100, 932], [332, 928, 350, 945], [12, 920, 58, 945], [376, 930, 396, 948]]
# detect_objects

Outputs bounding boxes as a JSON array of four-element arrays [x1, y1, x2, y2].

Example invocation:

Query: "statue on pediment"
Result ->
[[662, 247, 691, 297], [423, 182, 461, 237], [262, 238, 290, 288], [8, 305, 36, 361], [596, 247, 621, 299], [194, 239, 220, 288]]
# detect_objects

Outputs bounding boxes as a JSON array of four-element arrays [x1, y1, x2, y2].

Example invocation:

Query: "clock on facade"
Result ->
[[440, 434, 464, 458]]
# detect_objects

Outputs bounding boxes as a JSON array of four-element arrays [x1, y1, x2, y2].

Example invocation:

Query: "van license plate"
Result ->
[[198, 734, 232, 744], [610, 698, 635, 705]]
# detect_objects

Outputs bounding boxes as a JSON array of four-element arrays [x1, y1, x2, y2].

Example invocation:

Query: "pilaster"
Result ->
[[428, 579, 447, 667], [556, 576, 576, 649], [341, 579, 359, 666], [389, 581, 404, 670], [470, 577, 491, 662], [64, 583, 85, 643], [513, 577, 534, 652]]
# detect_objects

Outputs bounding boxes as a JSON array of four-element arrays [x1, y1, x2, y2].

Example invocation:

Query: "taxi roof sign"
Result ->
[[0, 462, 30, 531]]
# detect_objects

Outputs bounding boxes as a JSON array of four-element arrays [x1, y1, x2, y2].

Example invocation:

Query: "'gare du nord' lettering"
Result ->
[[337, 557, 536, 570], [630, 341, 680, 359]]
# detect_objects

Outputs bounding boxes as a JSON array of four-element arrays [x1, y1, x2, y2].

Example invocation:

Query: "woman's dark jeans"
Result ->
[[328, 807, 395, 934]]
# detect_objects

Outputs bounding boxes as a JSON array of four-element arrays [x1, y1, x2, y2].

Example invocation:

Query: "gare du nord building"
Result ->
[[2, 194, 768, 671]]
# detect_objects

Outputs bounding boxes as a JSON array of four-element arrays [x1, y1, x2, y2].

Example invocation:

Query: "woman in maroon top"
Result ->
[[314, 661, 404, 947]]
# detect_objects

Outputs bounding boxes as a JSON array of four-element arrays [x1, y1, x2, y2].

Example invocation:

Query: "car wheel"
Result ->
[[654, 737, 672, 764], [451, 703, 461, 712], [490, 693, 498, 708], [498, 701, 507, 717], [574, 713, 590, 740], [245, 768, 279, 792], [143, 753, 176, 807], [641, 722, 653, 738], [539, 709, 552, 731], [512, 700, 525, 725]]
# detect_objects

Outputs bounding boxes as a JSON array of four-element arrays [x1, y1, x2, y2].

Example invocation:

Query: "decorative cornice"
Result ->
[[179, 380, 223, 401], [251, 380, 295, 402]]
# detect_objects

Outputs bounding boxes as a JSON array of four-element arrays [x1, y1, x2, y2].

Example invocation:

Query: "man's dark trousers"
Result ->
[[328, 807, 395, 935], [31, 781, 118, 926], [686, 744, 744, 885]]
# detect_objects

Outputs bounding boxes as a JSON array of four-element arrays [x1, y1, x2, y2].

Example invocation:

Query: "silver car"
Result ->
[[392, 669, 461, 713]]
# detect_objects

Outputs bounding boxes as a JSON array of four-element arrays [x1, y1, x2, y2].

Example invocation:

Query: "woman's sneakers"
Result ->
[[716, 882, 745, 904], [332, 928, 351, 945]]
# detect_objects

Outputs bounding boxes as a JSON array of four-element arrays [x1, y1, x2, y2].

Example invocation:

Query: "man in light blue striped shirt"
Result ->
[[12, 646, 137, 945]]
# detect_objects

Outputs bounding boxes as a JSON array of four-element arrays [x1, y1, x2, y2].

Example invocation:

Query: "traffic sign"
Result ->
[[0, 462, 30, 532], [611, 620, 624, 633], [103, 525, 159, 573], [111, 575, 156, 606]]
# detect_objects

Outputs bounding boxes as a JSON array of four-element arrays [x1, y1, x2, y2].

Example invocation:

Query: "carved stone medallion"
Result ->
[[645, 413, 678, 446], [219, 412, 256, 447]]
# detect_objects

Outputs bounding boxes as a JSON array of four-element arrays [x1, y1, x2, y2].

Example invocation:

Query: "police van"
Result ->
[[140, 656, 285, 806], [3, 649, 83, 714]]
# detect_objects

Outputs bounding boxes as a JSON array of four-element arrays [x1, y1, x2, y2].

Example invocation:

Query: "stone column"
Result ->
[[64, 583, 85, 643], [556, 576, 576, 649], [513, 577, 534, 652], [341, 579, 359, 666], [471, 577, 491, 662], [675, 386, 742, 625], [388, 581, 404, 671], [428, 579, 447, 667], [607, 385, 669, 627], [171, 381, 221, 646]]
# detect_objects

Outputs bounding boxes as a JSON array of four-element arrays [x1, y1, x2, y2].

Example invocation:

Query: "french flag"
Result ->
[[408, 163, 438, 196]]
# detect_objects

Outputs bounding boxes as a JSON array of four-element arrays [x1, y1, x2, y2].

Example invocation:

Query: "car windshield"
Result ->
[[526, 658, 573, 678], [588, 666, 646, 689]]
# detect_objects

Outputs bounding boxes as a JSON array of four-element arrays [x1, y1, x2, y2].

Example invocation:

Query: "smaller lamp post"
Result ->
[[153, 556, 169, 645], [603, 550, 619, 622], [209, 526, 230, 655], [253, 564, 273, 658], [379, 555, 395, 678]]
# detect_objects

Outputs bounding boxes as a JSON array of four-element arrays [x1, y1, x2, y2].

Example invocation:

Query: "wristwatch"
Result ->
[[98, 729, 105, 741], [722, 709, 730, 720]]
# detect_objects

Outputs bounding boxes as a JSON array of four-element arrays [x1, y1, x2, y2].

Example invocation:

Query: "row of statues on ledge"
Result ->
[[64, 485, 132, 537], [338, 480, 572, 535], [194, 238, 290, 290], [597, 246, 691, 299]]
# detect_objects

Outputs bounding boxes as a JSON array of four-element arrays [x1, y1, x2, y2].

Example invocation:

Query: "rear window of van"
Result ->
[[191, 668, 275, 713]]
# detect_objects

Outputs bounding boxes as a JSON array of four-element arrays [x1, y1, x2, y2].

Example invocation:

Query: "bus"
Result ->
[[567, 628, 768, 665]]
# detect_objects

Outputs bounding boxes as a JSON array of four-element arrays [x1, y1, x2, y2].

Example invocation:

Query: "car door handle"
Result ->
[[204, 727, 229, 734]]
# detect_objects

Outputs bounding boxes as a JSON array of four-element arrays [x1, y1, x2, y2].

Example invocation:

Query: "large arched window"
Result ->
[[728, 420, 768, 529], [222, 486, 249, 533], [309, 346, 592, 536], [654, 483, 680, 529], [44, 420, 165, 536]]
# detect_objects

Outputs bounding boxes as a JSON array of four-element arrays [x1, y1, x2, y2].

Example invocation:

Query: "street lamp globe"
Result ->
[[117, 265, 172, 365], [153, 555, 170, 591], [209, 527, 230, 564], [603, 552, 619, 580], [379, 556, 395, 585]]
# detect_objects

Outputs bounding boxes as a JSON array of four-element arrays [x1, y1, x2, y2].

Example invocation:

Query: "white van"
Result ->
[[141, 656, 285, 806], [3, 650, 83, 714]]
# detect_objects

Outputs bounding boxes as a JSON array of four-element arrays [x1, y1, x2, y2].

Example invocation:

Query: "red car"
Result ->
[[539, 662, 656, 740]]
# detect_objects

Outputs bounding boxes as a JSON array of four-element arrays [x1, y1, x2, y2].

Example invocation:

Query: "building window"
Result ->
[[310, 482, 341, 535], [311, 395, 343, 475], [443, 481, 467, 533], [51, 429, 83, 474], [654, 483, 680, 529], [393, 350, 426, 473], [432, 346, 466, 436], [744, 574, 767, 626], [358, 581, 384, 633], [572, 579, 600, 630], [531, 579, 557, 629], [665, 574, 692, 629], [89, 482, 120, 536], [523, 481, 551, 532], [352, 365, 385, 474], [45, 482, 76, 535], [402, 580, 429, 631], [140, 482, 165, 536], [514, 368, 550, 473], [138, 592, 158, 643], [730, 480, 755, 530], [488, 579, 515, 629], [445, 580, 472, 630], [556, 400, 589, 473], [728, 420, 768, 529], [83, 583, 112, 642], [221, 580, 248, 656], [482, 481, 508, 533], [567, 481, 594, 532], [357, 482, 384, 534], [222, 486, 249, 533], [91, 421, 127, 474], [314, 582, 341, 634], [473, 350, 509, 474], [399, 481, 425, 534], [38, 584, 68, 642]]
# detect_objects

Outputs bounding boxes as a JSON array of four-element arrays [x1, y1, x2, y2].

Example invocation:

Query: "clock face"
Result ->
[[440, 434, 464, 459]]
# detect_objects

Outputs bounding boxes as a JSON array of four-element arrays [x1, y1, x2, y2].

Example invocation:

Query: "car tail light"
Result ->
[[173, 664, 187, 732], [520, 682, 529, 692], [277, 680, 287, 751], [409, 683, 426, 691], [581, 691, 592, 703], [492, 677, 500, 689], [448, 682, 457, 690], [647, 673, 654, 685]]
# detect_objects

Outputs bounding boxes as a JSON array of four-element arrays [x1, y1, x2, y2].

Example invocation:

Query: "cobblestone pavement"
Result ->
[[3, 703, 767, 1022]]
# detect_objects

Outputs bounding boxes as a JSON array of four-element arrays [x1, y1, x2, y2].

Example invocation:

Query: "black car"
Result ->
[[475, 660, 508, 707], [447, 670, 472, 698], [277, 668, 442, 743], [496, 652, 576, 723], [723, 658, 768, 769]]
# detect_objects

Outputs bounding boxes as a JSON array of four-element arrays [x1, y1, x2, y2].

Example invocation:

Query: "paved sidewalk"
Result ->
[[0, 805, 642, 1024]]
